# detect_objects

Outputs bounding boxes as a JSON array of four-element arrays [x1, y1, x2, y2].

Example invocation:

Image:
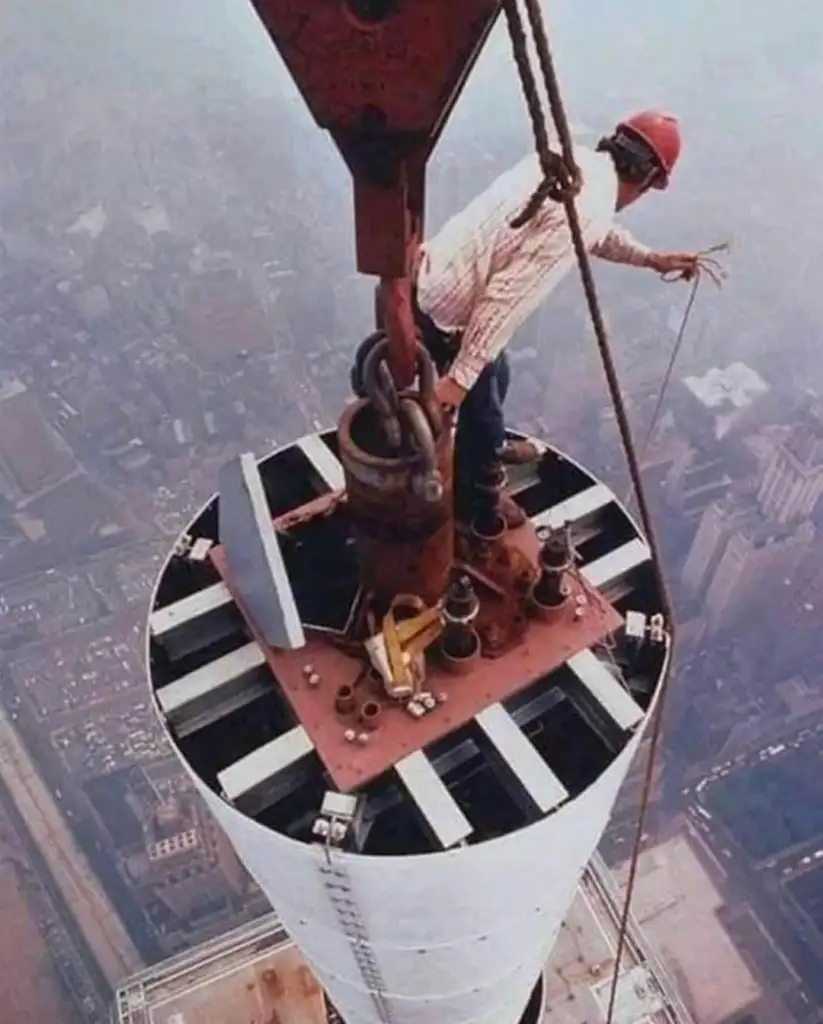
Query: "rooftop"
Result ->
[[612, 834, 763, 1024], [114, 857, 691, 1024], [113, 915, 327, 1024], [682, 363, 769, 412]]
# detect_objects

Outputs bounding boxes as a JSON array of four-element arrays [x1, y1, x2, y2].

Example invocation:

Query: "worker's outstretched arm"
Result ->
[[592, 227, 701, 277], [590, 226, 653, 267]]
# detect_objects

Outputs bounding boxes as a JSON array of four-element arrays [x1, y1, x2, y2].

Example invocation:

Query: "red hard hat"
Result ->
[[617, 110, 681, 189]]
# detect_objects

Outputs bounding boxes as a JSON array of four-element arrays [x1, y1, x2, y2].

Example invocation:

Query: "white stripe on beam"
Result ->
[[566, 649, 644, 732], [395, 750, 472, 849], [219, 726, 314, 805], [475, 703, 568, 814], [149, 582, 232, 639], [581, 538, 650, 589], [297, 434, 345, 492], [156, 642, 267, 736], [531, 483, 613, 531]]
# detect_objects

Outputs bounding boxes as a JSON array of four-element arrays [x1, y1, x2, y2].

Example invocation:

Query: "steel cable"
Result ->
[[499, 4, 691, 1021]]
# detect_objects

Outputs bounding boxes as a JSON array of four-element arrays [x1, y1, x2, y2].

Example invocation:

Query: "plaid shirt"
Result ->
[[417, 146, 651, 390]]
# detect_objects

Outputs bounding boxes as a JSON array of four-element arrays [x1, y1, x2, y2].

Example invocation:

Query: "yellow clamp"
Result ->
[[366, 594, 444, 699]]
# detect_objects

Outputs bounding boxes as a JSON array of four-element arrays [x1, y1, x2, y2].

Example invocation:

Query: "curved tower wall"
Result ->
[[180, 725, 644, 1024], [148, 432, 669, 1024]]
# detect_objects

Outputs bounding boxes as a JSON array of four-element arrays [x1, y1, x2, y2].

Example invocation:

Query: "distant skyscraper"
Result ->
[[682, 402, 823, 634], [126, 790, 248, 933], [758, 417, 823, 525]]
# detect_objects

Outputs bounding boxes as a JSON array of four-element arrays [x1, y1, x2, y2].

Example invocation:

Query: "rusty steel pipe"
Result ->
[[440, 575, 482, 668], [359, 700, 383, 731], [338, 398, 454, 607], [335, 684, 357, 715], [530, 528, 572, 622]]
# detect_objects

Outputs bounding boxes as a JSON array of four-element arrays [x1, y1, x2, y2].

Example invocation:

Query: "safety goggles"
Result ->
[[613, 128, 665, 189]]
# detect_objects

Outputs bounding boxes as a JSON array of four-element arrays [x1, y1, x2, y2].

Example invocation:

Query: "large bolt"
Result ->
[[359, 700, 382, 731], [335, 684, 357, 715]]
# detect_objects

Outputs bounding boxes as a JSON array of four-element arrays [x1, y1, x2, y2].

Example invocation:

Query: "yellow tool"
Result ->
[[364, 594, 444, 699]]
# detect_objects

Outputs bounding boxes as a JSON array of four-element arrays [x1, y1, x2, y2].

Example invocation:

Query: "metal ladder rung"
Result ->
[[531, 483, 613, 531], [582, 538, 650, 589], [156, 642, 267, 737], [394, 750, 472, 849], [566, 649, 644, 733], [149, 581, 232, 639], [218, 727, 314, 806], [297, 434, 345, 492], [475, 702, 569, 814]]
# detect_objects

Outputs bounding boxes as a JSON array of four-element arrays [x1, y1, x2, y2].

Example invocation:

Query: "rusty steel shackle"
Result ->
[[357, 334, 445, 502]]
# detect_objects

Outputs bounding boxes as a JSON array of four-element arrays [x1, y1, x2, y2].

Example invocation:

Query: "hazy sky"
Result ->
[[3, 0, 823, 390]]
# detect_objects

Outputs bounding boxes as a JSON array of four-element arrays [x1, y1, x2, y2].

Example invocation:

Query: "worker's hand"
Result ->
[[435, 375, 467, 418], [647, 251, 701, 280]]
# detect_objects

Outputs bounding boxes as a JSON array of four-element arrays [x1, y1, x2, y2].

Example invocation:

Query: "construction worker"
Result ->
[[413, 110, 699, 533]]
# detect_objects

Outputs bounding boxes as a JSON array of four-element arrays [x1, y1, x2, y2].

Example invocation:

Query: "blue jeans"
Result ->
[[413, 293, 510, 515], [455, 353, 510, 504]]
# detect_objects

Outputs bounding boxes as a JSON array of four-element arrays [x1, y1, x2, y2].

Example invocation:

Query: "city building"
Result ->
[[660, 363, 772, 532], [126, 789, 250, 937], [681, 402, 823, 634], [684, 728, 823, 1021], [112, 913, 327, 1024], [612, 832, 785, 1024], [113, 858, 692, 1024], [758, 410, 823, 525]]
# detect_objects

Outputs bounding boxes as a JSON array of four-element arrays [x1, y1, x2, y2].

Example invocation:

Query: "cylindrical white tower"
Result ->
[[147, 429, 670, 1024]]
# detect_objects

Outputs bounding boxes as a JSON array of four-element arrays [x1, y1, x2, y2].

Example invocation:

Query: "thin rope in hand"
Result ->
[[623, 241, 731, 508]]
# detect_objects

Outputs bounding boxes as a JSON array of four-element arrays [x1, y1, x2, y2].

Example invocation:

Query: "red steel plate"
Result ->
[[211, 543, 621, 792]]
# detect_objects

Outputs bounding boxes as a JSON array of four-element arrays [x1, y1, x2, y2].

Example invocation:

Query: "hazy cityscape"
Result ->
[[1, 1, 823, 1022]]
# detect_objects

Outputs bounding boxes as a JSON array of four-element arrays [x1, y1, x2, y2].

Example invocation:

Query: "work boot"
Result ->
[[499, 438, 541, 465]]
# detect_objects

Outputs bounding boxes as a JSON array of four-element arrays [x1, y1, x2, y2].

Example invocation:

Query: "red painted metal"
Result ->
[[337, 398, 454, 608], [211, 535, 622, 793], [246, 0, 501, 384]]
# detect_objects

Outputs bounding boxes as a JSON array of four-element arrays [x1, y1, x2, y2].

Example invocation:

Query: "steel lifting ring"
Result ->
[[350, 330, 385, 398], [398, 397, 443, 503], [361, 337, 402, 449], [358, 334, 437, 404], [414, 342, 437, 404], [361, 337, 400, 414], [360, 336, 443, 454], [409, 345, 444, 440]]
